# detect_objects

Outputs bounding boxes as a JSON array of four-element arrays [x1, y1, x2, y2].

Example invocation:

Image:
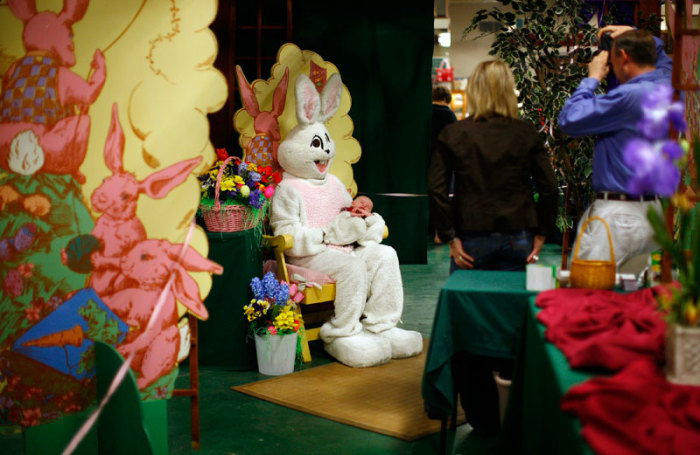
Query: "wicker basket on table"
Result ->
[[200, 156, 263, 232], [569, 216, 616, 290]]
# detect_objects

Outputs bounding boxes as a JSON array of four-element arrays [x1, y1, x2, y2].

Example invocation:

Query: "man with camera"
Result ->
[[558, 24, 672, 271]]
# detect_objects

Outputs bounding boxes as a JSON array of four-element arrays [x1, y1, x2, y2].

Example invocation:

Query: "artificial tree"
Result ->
[[463, 0, 660, 235]]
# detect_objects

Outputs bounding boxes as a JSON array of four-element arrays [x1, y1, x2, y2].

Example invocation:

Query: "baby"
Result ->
[[325, 195, 384, 249]]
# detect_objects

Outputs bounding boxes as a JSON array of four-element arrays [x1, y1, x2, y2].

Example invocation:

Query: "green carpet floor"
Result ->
[[1, 240, 562, 455]]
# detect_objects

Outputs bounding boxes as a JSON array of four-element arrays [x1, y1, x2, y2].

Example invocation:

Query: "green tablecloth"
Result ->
[[422, 270, 537, 416], [502, 296, 595, 454], [199, 230, 262, 370]]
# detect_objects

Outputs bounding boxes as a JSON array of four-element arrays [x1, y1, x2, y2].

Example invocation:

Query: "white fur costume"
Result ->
[[270, 73, 422, 368]]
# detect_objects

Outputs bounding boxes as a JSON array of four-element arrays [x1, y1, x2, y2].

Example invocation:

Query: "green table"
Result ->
[[502, 296, 596, 455], [199, 230, 262, 370], [422, 270, 537, 416]]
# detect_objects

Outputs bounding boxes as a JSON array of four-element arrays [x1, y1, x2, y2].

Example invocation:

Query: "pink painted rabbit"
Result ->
[[0, 0, 106, 183], [103, 238, 223, 389], [88, 103, 202, 297], [236, 65, 289, 169]]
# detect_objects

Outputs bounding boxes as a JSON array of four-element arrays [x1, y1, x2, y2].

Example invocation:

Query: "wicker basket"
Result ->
[[569, 216, 616, 290], [200, 156, 263, 232], [666, 323, 700, 385]]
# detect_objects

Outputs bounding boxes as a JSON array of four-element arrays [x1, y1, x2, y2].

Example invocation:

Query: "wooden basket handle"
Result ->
[[572, 216, 615, 264], [214, 156, 236, 213]]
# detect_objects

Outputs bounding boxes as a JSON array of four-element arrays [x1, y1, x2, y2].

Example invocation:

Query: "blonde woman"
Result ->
[[429, 60, 558, 273], [427, 59, 559, 434]]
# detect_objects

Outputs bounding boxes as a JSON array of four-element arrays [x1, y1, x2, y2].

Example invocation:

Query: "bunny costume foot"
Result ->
[[270, 71, 422, 368], [371, 327, 423, 359], [324, 332, 391, 368]]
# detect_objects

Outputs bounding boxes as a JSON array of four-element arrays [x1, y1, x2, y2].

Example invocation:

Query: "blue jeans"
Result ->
[[449, 230, 533, 274]]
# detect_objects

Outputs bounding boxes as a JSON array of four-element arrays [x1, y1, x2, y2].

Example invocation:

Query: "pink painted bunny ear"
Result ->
[[271, 67, 290, 118], [58, 0, 89, 26], [167, 242, 223, 320], [319, 73, 342, 123], [104, 103, 125, 174], [7, 0, 37, 23], [138, 156, 202, 200], [236, 65, 261, 118], [295, 73, 321, 125]]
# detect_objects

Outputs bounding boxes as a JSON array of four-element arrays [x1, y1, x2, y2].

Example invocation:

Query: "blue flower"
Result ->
[[250, 277, 263, 299], [237, 162, 248, 174], [262, 272, 278, 299], [249, 172, 261, 183]]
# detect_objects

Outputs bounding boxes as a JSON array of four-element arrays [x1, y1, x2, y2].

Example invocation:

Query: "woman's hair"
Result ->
[[467, 60, 519, 120]]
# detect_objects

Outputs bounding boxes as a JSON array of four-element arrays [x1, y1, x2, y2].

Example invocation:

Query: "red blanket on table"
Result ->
[[536, 288, 666, 370], [561, 360, 700, 455]]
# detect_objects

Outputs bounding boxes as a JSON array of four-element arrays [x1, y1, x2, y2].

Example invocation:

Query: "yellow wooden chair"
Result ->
[[262, 227, 388, 362]]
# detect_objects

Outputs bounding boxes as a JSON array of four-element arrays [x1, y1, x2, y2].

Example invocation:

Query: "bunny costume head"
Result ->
[[269, 72, 422, 368], [277, 73, 342, 181]]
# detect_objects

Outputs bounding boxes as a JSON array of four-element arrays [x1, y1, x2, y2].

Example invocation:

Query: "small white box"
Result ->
[[526, 264, 557, 291]]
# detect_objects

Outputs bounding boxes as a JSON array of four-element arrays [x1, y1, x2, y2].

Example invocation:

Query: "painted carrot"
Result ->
[[23, 324, 85, 348]]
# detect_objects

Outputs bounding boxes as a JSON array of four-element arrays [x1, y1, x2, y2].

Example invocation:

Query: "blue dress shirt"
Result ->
[[558, 37, 672, 194]]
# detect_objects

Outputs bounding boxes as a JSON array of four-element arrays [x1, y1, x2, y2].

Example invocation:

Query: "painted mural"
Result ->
[[0, 0, 226, 428]]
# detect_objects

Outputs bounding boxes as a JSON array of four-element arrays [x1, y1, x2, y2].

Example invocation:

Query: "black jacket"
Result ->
[[428, 115, 558, 242]]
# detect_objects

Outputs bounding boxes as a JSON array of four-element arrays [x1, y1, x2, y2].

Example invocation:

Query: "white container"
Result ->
[[254, 332, 298, 376], [526, 264, 557, 291]]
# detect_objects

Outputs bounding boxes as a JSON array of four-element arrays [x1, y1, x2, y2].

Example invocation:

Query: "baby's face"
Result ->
[[352, 196, 373, 212]]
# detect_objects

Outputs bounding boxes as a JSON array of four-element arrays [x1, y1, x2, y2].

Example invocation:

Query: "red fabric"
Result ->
[[535, 288, 666, 370], [561, 360, 700, 455]]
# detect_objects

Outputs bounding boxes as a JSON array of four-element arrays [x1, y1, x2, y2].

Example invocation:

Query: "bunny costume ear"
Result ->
[[58, 0, 89, 25], [8, 0, 37, 23], [295, 73, 321, 125], [319, 73, 343, 123]]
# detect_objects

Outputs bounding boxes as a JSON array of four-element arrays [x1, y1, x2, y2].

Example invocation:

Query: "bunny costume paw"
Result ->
[[324, 332, 391, 368], [372, 327, 423, 359]]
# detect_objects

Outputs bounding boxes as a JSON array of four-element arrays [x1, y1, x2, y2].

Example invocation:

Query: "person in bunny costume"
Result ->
[[270, 72, 422, 368]]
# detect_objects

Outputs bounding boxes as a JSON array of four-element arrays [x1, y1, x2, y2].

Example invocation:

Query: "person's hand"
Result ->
[[598, 25, 634, 40], [526, 235, 546, 264], [588, 51, 610, 81], [449, 238, 475, 270]]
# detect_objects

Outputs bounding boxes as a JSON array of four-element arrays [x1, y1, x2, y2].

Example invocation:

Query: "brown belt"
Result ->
[[596, 192, 659, 202]]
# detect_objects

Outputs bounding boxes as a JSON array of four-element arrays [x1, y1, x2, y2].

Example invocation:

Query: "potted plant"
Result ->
[[621, 83, 698, 385], [244, 272, 301, 375], [197, 148, 282, 232]]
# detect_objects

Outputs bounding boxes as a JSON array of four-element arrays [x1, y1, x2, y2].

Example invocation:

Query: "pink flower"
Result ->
[[3, 269, 23, 297], [25, 306, 40, 322], [21, 407, 42, 427], [266, 326, 278, 335], [17, 263, 34, 278]]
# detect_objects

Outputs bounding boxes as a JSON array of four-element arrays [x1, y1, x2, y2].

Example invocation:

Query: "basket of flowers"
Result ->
[[198, 149, 282, 232], [244, 272, 301, 375]]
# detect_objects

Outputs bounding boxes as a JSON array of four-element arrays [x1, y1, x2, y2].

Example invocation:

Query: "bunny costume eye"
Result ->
[[311, 135, 323, 149]]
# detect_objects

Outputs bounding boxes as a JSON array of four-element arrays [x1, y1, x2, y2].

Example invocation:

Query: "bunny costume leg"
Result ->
[[289, 249, 392, 368], [355, 244, 423, 359]]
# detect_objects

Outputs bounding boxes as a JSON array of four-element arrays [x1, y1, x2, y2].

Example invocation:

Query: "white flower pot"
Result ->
[[254, 332, 298, 376], [665, 323, 700, 386]]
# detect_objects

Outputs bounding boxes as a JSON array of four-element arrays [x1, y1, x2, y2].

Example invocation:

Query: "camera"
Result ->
[[598, 32, 613, 52]]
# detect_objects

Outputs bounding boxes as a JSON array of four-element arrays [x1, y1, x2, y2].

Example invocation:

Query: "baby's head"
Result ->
[[349, 196, 373, 217]]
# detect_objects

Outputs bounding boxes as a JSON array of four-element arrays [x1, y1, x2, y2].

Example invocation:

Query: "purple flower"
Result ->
[[623, 138, 680, 197], [638, 84, 687, 139], [249, 172, 261, 183], [237, 162, 248, 174], [249, 189, 265, 209]]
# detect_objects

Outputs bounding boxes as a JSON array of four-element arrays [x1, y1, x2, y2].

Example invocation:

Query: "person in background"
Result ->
[[429, 85, 458, 243], [558, 25, 672, 271], [427, 60, 558, 434]]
